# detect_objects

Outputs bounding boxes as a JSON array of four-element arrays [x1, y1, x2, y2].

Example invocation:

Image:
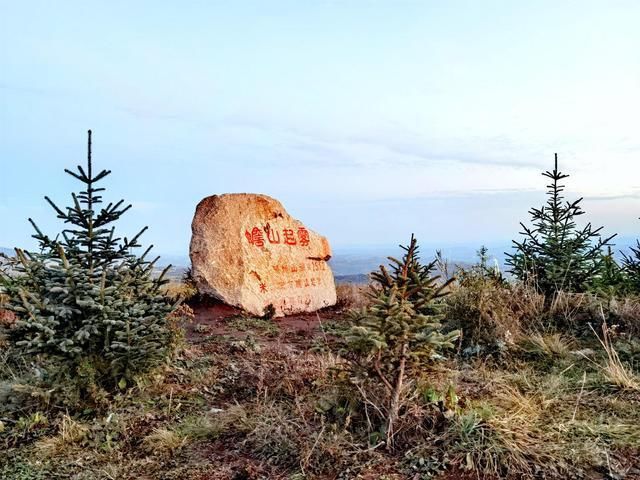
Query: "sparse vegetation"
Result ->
[[1, 140, 639, 478], [335, 282, 371, 309]]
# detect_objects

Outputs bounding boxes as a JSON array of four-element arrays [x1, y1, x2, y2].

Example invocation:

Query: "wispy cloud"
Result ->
[[208, 118, 549, 170], [584, 191, 640, 201]]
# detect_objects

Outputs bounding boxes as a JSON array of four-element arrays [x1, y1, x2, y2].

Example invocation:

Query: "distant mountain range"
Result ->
[[152, 246, 495, 282]]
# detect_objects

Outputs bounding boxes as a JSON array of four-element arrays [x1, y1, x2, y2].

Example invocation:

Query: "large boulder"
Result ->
[[189, 194, 337, 317]]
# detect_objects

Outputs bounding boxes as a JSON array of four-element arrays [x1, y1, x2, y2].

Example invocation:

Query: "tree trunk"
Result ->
[[386, 342, 408, 450]]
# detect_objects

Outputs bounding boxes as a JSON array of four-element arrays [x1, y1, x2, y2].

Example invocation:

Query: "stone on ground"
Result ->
[[189, 193, 337, 317]]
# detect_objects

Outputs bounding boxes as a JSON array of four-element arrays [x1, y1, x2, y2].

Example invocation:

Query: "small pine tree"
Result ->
[[622, 220, 640, 293], [460, 245, 506, 284], [342, 235, 459, 449], [0, 131, 175, 393], [589, 247, 630, 297], [506, 154, 615, 296]]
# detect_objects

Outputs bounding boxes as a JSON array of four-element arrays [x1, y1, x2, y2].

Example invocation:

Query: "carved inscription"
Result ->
[[245, 225, 310, 247]]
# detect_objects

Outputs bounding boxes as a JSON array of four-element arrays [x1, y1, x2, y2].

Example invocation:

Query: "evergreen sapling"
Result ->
[[0, 131, 175, 393], [622, 219, 640, 293], [506, 154, 615, 296], [342, 235, 459, 449]]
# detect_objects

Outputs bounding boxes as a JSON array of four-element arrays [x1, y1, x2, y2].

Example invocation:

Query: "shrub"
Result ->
[[445, 249, 544, 354], [0, 131, 176, 397], [341, 235, 459, 448], [335, 282, 371, 309]]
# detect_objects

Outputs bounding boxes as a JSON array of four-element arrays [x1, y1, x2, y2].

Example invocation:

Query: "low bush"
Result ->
[[335, 282, 371, 309], [444, 273, 544, 356]]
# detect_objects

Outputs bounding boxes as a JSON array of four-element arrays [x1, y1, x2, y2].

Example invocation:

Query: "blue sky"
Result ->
[[1, 1, 639, 255]]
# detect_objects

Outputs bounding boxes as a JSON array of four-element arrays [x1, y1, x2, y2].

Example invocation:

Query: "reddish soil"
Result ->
[[187, 300, 345, 346]]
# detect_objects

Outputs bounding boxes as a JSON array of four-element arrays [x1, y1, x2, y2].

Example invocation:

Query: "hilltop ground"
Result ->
[[1, 284, 640, 480]]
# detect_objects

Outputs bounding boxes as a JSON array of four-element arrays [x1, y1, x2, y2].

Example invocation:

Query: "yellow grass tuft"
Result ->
[[518, 332, 575, 359], [143, 427, 189, 456], [34, 414, 89, 457], [590, 322, 640, 392]]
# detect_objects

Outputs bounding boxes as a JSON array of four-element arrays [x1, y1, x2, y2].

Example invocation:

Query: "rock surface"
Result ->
[[189, 194, 337, 317]]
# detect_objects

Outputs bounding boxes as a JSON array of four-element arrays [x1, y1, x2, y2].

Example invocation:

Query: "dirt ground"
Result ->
[[187, 301, 344, 346]]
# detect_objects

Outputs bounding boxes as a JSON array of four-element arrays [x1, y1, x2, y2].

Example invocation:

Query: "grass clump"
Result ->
[[517, 332, 576, 360], [142, 427, 189, 456], [335, 282, 371, 309], [590, 323, 640, 392], [444, 249, 545, 356], [227, 315, 279, 338]]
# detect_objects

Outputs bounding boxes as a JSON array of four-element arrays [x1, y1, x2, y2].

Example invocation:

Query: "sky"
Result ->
[[1, 0, 639, 257]]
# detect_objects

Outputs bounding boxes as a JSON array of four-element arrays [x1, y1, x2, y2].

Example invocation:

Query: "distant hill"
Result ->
[[150, 249, 482, 283], [335, 273, 370, 284], [5, 239, 637, 282]]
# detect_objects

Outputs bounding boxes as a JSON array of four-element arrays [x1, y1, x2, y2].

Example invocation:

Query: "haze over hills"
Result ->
[[156, 237, 638, 281], [2, 237, 637, 282]]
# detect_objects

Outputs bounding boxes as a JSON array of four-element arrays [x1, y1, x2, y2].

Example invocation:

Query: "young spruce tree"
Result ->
[[622, 219, 640, 293], [589, 246, 630, 297], [0, 131, 175, 392], [506, 154, 615, 296], [343, 235, 459, 449]]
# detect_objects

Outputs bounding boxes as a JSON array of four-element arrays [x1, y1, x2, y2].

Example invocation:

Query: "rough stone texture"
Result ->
[[189, 194, 337, 317]]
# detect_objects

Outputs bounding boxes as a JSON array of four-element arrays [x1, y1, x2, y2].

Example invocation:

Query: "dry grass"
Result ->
[[336, 282, 371, 309], [548, 291, 640, 336], [493, 383, 554, 419], [607, 295, 640, 336], [142, 427, 189, 456], [548, 291, 589, 328], [163, 281, 198, 302], [213, 397, 366, 476], [34, 414, 89, 457], [590, 323, 640, 391], [440, 376, 567, 477], [517, 332, 576, 359], [445, 280, 544, 352], [444, 408, 559, 477]]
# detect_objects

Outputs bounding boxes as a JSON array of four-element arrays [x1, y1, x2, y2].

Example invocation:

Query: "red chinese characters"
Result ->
[[245, 225, 312, 248], [283, 228, 297, 245], [264, 223, 280, 244], [297, 227, 310, 246], [245, 227, 265, 247]]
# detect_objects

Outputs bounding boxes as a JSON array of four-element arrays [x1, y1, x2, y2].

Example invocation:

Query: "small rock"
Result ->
[[571, 348, 597, 358]]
